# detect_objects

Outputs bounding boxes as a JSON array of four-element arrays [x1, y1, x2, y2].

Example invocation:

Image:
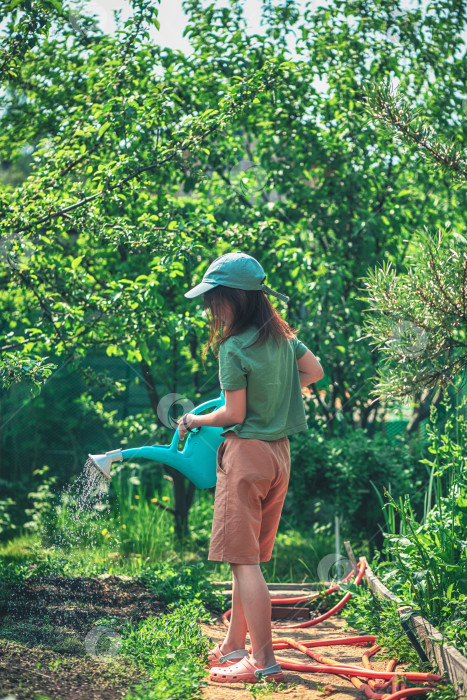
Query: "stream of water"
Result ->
[[2, 457, 120, 658]]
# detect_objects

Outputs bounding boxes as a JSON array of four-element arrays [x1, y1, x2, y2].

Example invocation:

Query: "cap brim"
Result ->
[[184, 281, 217, 298], [261, 283, 289, 303]]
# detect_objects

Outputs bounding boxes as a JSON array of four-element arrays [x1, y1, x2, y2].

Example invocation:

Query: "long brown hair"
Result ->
[[202, 285, 297, 361]]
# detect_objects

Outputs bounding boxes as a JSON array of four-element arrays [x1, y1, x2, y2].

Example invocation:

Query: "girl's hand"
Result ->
[[177, 412, 197, 440]]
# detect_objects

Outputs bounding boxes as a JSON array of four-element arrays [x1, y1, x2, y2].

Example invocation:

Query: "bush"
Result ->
[[0, 477, 40, 538], [0, 496, 17, 539], [23, 466, 58, 539], [339, 579, 425, 668], [286, 427, 422, 546]]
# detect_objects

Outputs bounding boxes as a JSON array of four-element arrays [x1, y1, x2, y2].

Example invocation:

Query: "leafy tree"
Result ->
[[1, 0, 466, 536], [0, 0, 287, 537]]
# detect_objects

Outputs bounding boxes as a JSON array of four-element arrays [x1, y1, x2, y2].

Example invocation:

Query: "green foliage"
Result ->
[[362, 79, 467, 182], [425, 682, 462, 700], [360, 229, 467, 401], [287, 426, 421, 545], [0, 361, 123, 485], [374, 391, 467, 655], [441, 598, 467, 661], [111, 464, 176, 560], [339, 580, 431, 671], [139, 561, 227, 614], [121, 602, 210, 700], [341, 579, 460, 699], [0, 547, 50, 585], [0, 353, 56, 391], [19, 465, 114, 553], [245, 679, 291, 697], [0, 538, 128, 587], [0, 496, 16, 537], [23, 466, 57, 536], [261, 521, 339, 583]]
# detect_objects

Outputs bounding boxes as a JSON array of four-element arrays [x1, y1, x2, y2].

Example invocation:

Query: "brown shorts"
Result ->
[[208, 432, 291, 565]]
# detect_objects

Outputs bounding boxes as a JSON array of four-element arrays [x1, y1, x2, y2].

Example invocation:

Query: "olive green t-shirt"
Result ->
[[218, 326, 309, 440]]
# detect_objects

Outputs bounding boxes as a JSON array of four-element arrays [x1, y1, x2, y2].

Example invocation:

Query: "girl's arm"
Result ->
[[297, 349, 324, 387], [178, 388, 246, 439]]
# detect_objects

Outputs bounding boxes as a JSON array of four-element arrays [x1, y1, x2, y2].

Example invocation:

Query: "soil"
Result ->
[[0, 575, 412, 700], [0, 574, 168, 699]]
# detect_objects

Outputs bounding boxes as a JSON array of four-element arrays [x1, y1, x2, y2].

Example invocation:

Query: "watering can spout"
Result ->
[[87, 449, 123, 480]]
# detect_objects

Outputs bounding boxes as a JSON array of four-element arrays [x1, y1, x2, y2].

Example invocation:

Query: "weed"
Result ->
[[121, 601, 210, 700], [244, 679, 291, 696], [426, 680, 464, 700], [139, 560, 227, 613]]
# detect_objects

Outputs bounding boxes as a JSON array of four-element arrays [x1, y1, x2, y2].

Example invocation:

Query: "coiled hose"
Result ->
[[221, 560, 445, 699]]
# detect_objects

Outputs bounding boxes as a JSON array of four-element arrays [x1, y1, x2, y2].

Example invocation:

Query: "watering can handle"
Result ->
[[191, 393, 225, 415], [169, 393, 225, 451]]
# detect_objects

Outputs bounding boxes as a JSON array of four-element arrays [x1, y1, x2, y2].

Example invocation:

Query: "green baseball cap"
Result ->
[[184, 251, 289, 302]]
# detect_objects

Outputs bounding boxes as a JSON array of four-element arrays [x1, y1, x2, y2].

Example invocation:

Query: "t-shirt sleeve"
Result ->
[[218, 338, 248, 390], [292, 336, 309, 360]]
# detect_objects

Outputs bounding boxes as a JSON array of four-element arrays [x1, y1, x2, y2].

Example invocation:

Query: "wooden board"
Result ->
[[213, 580, 328, 600], [212, 581, 324, 590], [271, 606, 311, 620], [356, 553, 467, 698]]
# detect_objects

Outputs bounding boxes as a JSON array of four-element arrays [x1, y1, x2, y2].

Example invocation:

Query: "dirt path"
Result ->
[[200, 615, 407, 700], [0, 575, 408, 699]]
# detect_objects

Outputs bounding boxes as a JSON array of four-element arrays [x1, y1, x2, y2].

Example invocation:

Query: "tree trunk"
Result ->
[[140, 357, 197, 540], [406, 386, 444, 437], [163, 465, 196, 540]]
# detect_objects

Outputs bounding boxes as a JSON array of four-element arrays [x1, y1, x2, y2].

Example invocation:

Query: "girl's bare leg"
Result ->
[[220, 567, 248, 653], [229, 563, 276, 668]]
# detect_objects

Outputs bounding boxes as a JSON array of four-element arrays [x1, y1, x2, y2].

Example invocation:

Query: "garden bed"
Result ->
[[359, 555, 467, 698], [0, 574, 168, 699]]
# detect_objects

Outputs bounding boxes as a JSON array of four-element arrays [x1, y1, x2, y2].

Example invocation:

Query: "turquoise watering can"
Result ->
[[87, 393, 225, 489]]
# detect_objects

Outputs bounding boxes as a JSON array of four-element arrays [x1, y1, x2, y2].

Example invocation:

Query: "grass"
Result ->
[[1, 473, 353, 585]]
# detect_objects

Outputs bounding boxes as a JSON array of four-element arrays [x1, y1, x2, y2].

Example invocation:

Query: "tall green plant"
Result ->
[[111, 465, 176, 560], [375, 388, 467, 644]]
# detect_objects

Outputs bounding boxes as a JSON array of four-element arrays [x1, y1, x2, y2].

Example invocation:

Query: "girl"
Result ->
[[178, 250, 324, 684]]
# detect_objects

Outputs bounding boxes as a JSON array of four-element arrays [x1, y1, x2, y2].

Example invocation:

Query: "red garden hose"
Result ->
[[221, 560, 446, 699]]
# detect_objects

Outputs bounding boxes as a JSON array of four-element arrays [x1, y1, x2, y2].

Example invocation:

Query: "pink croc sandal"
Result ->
[[206, 643, 249, 669], [210, 656, 285, 684]]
